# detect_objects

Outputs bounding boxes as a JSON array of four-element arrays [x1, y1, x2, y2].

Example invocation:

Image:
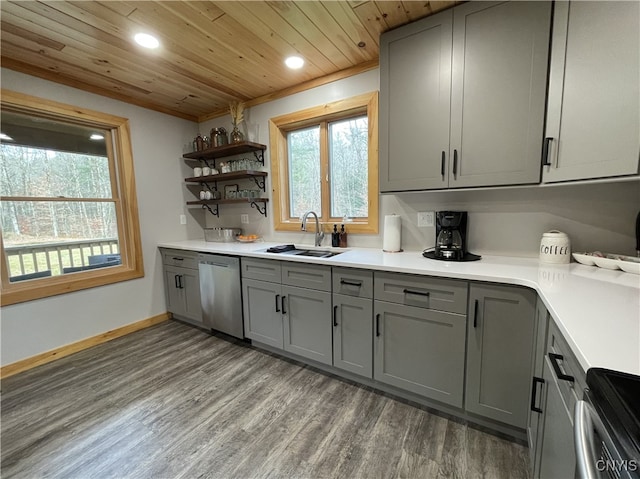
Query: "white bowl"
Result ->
[[619, 260, 640, 275], [593, 257, 621, 270], [572, 253, 596, 266]]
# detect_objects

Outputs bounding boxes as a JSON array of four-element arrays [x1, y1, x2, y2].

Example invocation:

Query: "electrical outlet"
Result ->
[[417, 211, 434, 227], [241, 214, 249, 224], [179, 214, 187, 225]]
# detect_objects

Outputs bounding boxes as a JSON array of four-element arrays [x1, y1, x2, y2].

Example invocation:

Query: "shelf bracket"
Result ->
[[202, 203, 219, 217], [198, 158, 215, 169], [250, 201, 267, 217], [201, 182, 218, 192], [250, 176, 266, 191], [252, 149, 265, 166]]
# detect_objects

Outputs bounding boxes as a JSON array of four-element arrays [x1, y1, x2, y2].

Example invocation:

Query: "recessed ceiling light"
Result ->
[[90, 133, 105, 141], [0, 133, 13, 141], [285, 56, 304, 69], [134, 33, 160, 49]]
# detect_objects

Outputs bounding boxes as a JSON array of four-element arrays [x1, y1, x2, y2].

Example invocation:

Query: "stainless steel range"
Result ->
[[575, 368, 640, 479]]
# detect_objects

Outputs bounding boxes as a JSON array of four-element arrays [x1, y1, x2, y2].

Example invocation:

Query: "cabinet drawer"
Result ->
[[282, 263, 331, 291], [161, 248, 198, 270], [546, 320, 586, 417], [374, 271, 468, 314], [241, 258, 282, 283], [332, 268, 373, 298]]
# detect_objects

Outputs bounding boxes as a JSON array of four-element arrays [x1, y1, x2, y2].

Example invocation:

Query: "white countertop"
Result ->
[[158, 240, 640, 376]]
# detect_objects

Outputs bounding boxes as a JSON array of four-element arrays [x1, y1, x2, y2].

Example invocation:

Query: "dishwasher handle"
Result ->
[[200, 261, 229, 268], [575, 400, 604, 479]]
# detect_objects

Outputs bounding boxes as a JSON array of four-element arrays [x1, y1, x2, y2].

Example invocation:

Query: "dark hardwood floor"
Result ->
[[1, 320, 530, 478]]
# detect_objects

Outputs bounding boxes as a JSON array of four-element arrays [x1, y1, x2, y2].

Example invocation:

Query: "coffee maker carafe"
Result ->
[[423, 211, 481, 262]]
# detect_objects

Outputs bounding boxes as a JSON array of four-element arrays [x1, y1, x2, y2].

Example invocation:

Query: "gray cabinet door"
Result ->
[[164, 264, 202, 325], [529, 297, 549, 474], [373, 300, 466, 407], [282, 285, 332, 365], [164, 265, 185, 317], [379, 9, 452, 192], [333, 294, 373, 378], [449, 1, 550, 188], [465, 284, 536, 428], [181, 267, 203, 324], [242, 278, 283, 348], [538, 357, 577, 479], [543, 1, 640, 183]]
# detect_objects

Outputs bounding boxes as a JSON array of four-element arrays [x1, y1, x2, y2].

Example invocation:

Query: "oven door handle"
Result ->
[[575, 400, 605, 479]]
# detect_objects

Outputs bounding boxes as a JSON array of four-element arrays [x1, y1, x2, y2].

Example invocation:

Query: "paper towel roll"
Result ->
[[383, 214, 402, 252]]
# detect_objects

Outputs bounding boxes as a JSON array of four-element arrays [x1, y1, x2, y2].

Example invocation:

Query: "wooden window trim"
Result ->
[[0, 90, 144, 306], [269, 91, 379, 234]]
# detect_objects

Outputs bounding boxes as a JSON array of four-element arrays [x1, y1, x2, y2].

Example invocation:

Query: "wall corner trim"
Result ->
[[1, 313, 170, 379]]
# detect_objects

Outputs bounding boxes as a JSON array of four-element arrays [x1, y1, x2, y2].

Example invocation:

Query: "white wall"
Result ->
[[1, 69, 200, 366], [200, 67, 639, 257]]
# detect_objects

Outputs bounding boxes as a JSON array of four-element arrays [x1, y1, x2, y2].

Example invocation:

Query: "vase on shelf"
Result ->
[[230, 125, 244, 143]]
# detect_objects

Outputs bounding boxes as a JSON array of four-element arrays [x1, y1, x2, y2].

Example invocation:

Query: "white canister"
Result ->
[[539, 230, 571, 264]]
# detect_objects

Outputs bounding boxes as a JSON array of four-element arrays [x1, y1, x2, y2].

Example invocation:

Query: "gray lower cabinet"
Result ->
[[333, 294, 373, 378], [282, 285, 332, 365], [543, 1, 640, 182], [242, 258, 333, 365], [536, 319, 586, 478], [242, 278, 283, 348], [537, 357, 576, 479], [465, 284, 536, 428], [161, 249, 202, 326], [528, 297, 550, 475], [373, 300, 466, 407]]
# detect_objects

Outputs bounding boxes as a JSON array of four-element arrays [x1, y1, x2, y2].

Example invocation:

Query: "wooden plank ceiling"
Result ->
[[0, 1, 457, 122]]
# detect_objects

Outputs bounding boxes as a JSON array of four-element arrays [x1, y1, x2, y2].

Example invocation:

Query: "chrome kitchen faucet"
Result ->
[[301, 211, 324, 247]]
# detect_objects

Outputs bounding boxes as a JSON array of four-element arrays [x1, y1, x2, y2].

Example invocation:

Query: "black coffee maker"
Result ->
[[423, 211, 481, 262]]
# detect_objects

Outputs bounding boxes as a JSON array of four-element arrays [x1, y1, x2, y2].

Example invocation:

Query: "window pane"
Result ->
[[287, 126, 321, 218], [1, 201, 120, 281], [0, 144, 112, 199], [0, 110, 110, 199], [329, 116, 368, 218]]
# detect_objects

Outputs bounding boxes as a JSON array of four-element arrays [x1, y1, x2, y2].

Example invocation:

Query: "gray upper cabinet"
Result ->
[[380, 1, 551, 192], [380, 9, 452, 191], [543, 1, 640, 183], [450, 1, 550, 188], [465, 284, 536, 428]]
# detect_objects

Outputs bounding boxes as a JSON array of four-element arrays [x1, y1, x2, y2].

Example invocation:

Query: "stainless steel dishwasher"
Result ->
[[198, 253, 243, 338]]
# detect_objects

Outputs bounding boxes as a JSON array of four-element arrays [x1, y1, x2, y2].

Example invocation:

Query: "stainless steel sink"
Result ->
[[265, 245, 343, 258], [294, 249, 342, 258]]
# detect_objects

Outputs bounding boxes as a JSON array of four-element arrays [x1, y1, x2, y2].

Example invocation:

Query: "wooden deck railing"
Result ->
[[5, 238, 119, 278]]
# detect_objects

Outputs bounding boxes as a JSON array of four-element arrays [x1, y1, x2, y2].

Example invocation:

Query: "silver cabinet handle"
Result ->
[[574, 400, 601, 479]]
